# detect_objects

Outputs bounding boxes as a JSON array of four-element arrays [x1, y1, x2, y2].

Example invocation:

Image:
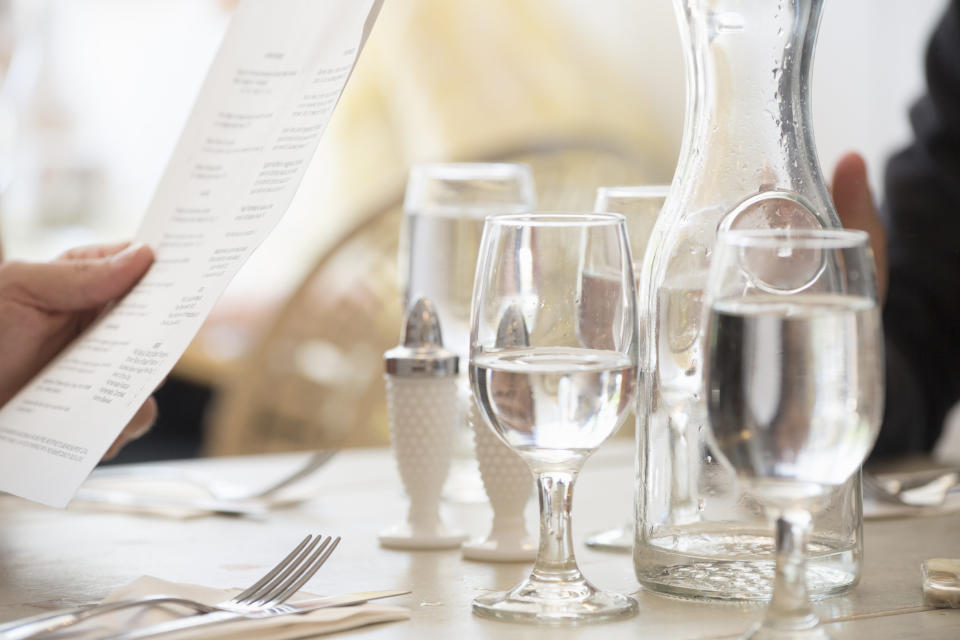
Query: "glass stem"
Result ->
[[765, 509, 819, 631], [530, 470, 583, 584]]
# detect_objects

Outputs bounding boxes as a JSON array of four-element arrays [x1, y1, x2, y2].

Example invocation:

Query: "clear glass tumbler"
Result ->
[[587, 185, 668, 552], [400, 163, 536, 502]]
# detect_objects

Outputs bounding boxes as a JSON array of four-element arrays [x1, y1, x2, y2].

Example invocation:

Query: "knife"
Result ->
[[99, 590, 410, 640]]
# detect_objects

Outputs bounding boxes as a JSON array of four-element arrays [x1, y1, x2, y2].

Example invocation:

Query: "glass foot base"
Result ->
[[472, 576, 638, 625], [585, 524, 632, 552]]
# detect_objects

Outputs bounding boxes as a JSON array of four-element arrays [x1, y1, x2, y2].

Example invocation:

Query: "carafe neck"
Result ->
[[672, 0, 837, 221]]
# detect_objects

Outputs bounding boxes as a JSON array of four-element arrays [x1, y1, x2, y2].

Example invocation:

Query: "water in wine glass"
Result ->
[[468, 213, 638, 624], [471, 346, 636, 463], [706, 293, 883, 506]]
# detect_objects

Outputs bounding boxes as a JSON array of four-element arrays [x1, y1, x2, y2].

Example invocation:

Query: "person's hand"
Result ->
[[0, 241, 157, 459], [832, 152, 888, 301]]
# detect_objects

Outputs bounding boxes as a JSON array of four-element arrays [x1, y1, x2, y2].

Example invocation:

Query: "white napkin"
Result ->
[[61, 576, 409, 639]]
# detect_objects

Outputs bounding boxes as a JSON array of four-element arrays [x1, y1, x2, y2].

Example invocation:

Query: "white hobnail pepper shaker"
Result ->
[[379, 297, 467, 550], [462, 305, 536, 562]]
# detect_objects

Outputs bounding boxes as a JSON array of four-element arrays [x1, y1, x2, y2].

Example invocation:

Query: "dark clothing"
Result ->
[[877, 0, 960, 456]]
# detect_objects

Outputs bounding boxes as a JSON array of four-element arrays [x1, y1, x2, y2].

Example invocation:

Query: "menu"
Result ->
[[0, 0, 382, 507]]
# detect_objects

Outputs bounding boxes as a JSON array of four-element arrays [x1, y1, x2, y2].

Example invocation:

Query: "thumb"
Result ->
[[832, 152, 875, 228], [831, 152, 888, 301], [5, 243, 154, 311]]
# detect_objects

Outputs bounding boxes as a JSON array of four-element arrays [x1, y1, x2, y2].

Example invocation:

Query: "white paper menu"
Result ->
[[0, 0, 383, 507]]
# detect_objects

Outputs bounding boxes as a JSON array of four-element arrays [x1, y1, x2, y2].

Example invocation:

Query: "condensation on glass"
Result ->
[[634, 0, 862, 601]]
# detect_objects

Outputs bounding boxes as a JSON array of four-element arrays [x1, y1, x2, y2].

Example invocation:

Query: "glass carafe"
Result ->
[[634, 0, 863, 601]]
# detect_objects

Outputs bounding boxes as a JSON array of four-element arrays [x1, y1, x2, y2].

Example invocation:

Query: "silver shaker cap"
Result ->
[[495, 304, 530, 348], [385, 297, 459, 377]]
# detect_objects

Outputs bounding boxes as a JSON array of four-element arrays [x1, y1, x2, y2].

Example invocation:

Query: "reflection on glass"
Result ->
[[469, 213, 639, 624]]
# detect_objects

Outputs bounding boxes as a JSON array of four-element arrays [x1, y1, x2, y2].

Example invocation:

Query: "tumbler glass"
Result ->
[[400, 163, 536, 501]]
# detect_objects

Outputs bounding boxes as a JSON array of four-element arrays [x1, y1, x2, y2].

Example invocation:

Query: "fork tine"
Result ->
[[244, 536, 330, 606], [233, 535, 315, 603], [268, 536, 341, 605], [253, 535, 339, 607]]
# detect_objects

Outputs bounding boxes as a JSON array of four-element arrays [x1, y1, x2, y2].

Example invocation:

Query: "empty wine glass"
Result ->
[[587, 184, 668, 552], [400, 163, 536, 502], [703, 227, 883, 638], [469, 213, 639, 624]]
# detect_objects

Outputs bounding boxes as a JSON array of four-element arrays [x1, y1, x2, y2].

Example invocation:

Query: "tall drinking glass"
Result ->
[[400, 163, 536, 501], [588, 185, 668, 551], [595, 185, 669, 278], [469, 213, 639, 624], [703, 228, 883, 638]]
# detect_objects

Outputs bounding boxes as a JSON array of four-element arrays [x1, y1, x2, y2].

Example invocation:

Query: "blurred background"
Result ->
[[0, 0, 949, 461]]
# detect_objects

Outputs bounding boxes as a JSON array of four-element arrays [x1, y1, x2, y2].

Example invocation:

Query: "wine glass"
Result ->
[[400, 163, 536, 502], [469, 213, 639, 624], [703, 228, 883, 638], [587, 184, 668, 552]]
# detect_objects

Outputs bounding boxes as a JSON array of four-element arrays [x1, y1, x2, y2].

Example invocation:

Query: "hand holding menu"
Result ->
[[0, 0, 382, 507]]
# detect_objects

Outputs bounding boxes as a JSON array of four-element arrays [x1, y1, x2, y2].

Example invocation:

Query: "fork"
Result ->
[[87, 449, 337, 508], [203, 449, 338, 501], [0, 533, 340, 640]]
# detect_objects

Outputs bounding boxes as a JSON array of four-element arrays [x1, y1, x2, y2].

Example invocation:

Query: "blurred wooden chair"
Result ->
[[203, 139, 660, 455]]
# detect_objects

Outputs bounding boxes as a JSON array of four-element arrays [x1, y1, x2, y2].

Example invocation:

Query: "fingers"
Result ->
[[832, 153, 872, 220], [831, 152, 889, 301], [57, 241, 133, 261], [1, 243, 155, 312], [102, 397, 158, 461]]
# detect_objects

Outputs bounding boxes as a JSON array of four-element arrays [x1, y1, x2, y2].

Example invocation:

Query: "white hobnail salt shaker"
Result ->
[[462, 305, 536, 562], [379, 297, 467, 550]]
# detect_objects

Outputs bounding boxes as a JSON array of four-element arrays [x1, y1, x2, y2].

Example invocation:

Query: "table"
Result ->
[[1, 443, 958, 639]]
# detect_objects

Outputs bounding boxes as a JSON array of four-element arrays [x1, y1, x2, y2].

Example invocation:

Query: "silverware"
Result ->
[[100, 590, 410, 640], [88, 449, 337, 506], [73, 488, 270, 517], [863, 470, 960, 507], [0, 534, 339, 640], [205, 449, 338, 501]]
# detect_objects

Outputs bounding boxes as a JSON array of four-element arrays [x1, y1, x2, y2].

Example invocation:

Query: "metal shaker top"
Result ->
[[495, 304, 530, 348], [385, 297, 459, 377]]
